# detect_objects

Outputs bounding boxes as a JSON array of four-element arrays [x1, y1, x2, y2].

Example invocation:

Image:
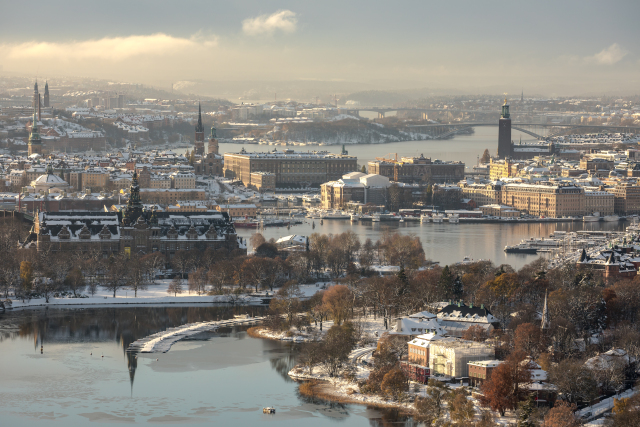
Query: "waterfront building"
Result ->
[[224, 148, 357, 187], [500, 183, 585, 218], [480, 204, 520, 218], [367, 154, 464, 184], [459, 182, 503, 206], [577, 248, 638, 282], [34, 172, 243, 257], [216, 204, 257, 218], [606, 183, 640, 215], [584, 189, 615, 215], [321, 173, 390, 209], [497, 99, 512, 159]]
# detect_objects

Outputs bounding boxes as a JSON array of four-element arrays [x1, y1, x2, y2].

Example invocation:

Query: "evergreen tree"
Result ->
[[517, 394, 536, 427], [397, 266, 408, 285], [437, 265, 455, 300]]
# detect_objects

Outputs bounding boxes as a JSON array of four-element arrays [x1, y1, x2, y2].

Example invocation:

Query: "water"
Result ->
[[237, 220, 627, 270], [178, 126, 535, 169], [0, 306, 405, 426]]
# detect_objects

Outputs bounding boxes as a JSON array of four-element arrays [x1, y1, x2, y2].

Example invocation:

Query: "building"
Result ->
[[224, 148, 357, 187], [208, 125, 219, 155], [437, 302, 499, 337], [429, 338, 495, 378], [193, 103, 205, 156], [489, 158, 520, 180], [34, 172, 244, 258], [498, 99, 512, 159], [401, 333, 444, 384], [468, 360, 503, 387], [170, 171, 196, 189], [368, 155, 465, 184], [501, 183, 585, 218], [580, 158, 615, 172], [250, 172, 276, 192], [216, 204, 257, 218], [584, 190, 615, 215], [606, 183, 640, 215], [275, 234, 308, 252], [139, 188, 206, 205], [321, 173, 390, 209], [577, 248, 639, 282], [480, 204, 520, 218], [459, 182, 502, 206]]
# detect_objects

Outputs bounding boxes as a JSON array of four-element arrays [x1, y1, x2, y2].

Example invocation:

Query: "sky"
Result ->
[[1, 0, 639, 96]]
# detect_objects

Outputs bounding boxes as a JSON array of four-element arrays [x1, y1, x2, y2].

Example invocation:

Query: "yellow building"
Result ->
[[501, 183, 585, 217], [489, 158, 520, 180]]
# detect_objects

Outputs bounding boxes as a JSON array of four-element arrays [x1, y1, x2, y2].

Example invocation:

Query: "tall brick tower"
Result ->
[[194, 103, 205, 156], [208, 125, 218, 155], [497, 98, 512, 159], [44, 81, 50, 108]]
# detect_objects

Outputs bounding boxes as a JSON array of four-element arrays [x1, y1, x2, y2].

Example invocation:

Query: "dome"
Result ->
[[35, 174, 67, 185]]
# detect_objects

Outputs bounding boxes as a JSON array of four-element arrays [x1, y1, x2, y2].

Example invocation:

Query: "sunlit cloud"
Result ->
[[587, 43, 628, 65], [242, 10, 297, 36], [1, 33, 218, 61]]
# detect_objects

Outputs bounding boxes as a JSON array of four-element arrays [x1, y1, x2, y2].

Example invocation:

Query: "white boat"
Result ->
[[420, 214, 430, 223], [603, 215, 619, 222], [321, 210, 350, 220], [350, 213, 360, 221], [432, 213, 445, 223], [372, 214, 381, 222], [448, 214, 459, 224], [399, 218, 405, 223], [583, 212, 600, 222]]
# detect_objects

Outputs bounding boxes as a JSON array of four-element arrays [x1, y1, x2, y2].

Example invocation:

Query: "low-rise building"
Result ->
[[429, 338, 495, 378], [480, 204, 520, 218], [468, 360, 503, 387], [216, 204, 257, 218], [250, 172, 276, 192]]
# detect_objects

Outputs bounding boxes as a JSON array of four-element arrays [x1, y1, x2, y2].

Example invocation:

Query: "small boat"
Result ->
[[372, 214, 381, 222], [420, 214, 430, 223], [504, 244, 538, 254], [448, 214, 459, 224], [603, 215, 619, 222], [350, 213, 360, 221], [263, 407, 276, 414], [399, 218, 404, 223], [432, 213, 445, 223], [583, 212, 600, 222]]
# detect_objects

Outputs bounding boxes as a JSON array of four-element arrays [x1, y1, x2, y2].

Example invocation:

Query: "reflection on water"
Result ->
[[0, 306, 410, 426]]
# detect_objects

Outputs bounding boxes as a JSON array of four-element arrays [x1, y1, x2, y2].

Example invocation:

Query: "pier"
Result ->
[[127, 316, 264, 353]]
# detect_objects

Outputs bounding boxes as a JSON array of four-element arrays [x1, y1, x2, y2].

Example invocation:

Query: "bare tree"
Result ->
[[167, 277, 184, 297]]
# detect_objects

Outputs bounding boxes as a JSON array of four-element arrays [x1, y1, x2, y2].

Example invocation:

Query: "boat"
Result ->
[[263, 407, 276, 414], [432, 213, 445, 223], [603, 215, 619, 222], [360, 214, 373, 222], [233, 220, 258, 229], [448, 214, 459, 224], [399, 218, 405, 223], [583, 212, 600, 222], [321, 210, 350, 220], [504, 244, 538, 254], [420, 214, 430, 223], [372, 214, 381, 222], [350, 213, 361, 221]]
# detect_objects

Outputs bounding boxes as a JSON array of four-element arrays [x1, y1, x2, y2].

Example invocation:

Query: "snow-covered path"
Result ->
[[129, 316, 264, 353]]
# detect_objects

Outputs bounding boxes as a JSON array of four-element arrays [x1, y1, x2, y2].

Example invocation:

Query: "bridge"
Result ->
[[403, 122, 640, 140]]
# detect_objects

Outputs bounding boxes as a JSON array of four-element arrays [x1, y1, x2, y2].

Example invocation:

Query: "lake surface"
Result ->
[[237, 218, 626, 270], [0, 306, 407, 426]]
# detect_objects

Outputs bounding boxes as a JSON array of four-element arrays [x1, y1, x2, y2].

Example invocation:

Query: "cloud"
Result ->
[[1, 33, 218, 61], [587, 43, 628, 65], [242, 10, 297, 36]]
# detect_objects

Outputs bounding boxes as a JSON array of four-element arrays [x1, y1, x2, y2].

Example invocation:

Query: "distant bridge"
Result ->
[[403, 122, 640, 140]]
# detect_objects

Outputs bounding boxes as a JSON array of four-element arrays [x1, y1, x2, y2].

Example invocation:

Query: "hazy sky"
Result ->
[[1, 0, 639, 94]]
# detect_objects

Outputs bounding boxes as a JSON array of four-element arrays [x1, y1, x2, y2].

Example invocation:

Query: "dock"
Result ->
[[127, 316, 264, 354]]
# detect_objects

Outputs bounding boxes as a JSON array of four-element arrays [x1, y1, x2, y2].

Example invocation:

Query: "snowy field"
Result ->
[[7, 282, 324, 310]]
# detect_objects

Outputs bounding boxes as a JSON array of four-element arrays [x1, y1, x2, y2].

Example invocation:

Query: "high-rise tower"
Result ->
[[194, 103, 205, 156], [497, 99, 512, 159], [28, 106, 43, 156], [44, 81, 50, 108]]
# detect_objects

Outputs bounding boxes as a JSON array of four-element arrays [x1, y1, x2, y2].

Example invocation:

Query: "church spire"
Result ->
[[541, 289, 550, 330], [195, 102, 204, 133]]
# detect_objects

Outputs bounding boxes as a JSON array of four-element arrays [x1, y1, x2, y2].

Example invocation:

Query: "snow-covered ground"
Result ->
[[577, 386, 639, 423], [7, 282, 323, 310]]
